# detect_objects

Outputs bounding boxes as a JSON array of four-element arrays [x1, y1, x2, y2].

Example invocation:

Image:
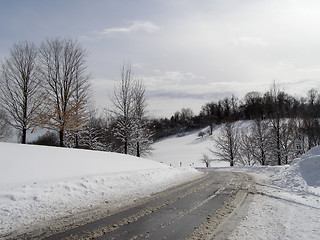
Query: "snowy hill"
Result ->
[[0, 143, 201, 238], [150, 121, 253, 168], [150, 126, 229, 168]]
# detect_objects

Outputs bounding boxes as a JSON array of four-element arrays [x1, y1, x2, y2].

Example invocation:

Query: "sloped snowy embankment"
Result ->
[[222, 147, 320, 240], [0, 143, 201, 237], [150, 125, 320, 240]]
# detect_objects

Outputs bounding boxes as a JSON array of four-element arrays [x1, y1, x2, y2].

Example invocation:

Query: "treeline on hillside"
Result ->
[[154, 84, 320, 166], [152, 86, 320, 141]]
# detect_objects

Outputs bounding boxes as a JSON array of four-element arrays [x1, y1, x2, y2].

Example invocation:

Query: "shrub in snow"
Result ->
[[198, 131, 205, 138]]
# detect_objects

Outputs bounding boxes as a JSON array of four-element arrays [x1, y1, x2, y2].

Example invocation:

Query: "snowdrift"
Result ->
[[0, 142, 170, 190], [225, 146, 320, 240], [295, 146, 320, 194], [0, 143, 201, 237]]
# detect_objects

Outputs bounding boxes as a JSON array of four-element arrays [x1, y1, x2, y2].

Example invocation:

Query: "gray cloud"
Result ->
[[147, 89, 234, 101], [95, 21, 159, 35]]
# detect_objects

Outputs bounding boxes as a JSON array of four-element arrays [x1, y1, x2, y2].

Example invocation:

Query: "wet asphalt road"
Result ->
[[42, 171, 246, 240]]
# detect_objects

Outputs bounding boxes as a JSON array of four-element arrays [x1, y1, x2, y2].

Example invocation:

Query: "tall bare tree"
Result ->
[[110, 62, 135, 154], [0, 41, 41, 143], [67, 69, 91, 148], [250, 119, 272, 165], [111, 63, 152, 156], [280, 118, 298, 164], [38, 38, 90, 147], [131, 79, 153, 157], [239, 129, 255, 166], [211, 122, 240, 166]]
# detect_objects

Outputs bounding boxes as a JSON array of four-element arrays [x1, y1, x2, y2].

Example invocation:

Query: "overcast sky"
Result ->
[[1, 0, 320, 117]]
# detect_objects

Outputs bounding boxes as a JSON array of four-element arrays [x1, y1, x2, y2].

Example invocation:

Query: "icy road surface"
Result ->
[[17, 172, 254, 240]]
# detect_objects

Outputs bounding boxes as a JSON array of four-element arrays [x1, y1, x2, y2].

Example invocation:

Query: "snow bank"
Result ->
[[225, 147, 320, 240], [297, 147, 320, 194], [0, 142, 170, 190], [0, 143, 201, 237], [235, 146, 320, 195]]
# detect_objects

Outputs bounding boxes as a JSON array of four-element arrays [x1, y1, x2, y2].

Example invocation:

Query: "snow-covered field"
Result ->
[[0, 143, 201, 238], [1, 122, 320, 239], [150, 126, 229, 168]]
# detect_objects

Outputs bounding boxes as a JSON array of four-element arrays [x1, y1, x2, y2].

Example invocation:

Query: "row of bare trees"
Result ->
[[0, 40, 152, 157], [210, 117, 307, 167], [197, 83, 320, 167], [0, 39, 90, 146]]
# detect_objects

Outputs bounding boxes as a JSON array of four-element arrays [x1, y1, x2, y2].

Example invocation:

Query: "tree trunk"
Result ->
[[230, 160, 234, 167], [75, 133, 79, 148], [277, 127, 281, 165], [59, 130, 64, 147], [136, 141, 140, 157], [22, 127, 27, 144], [261, 148, 266, 165], [124, 137, 128, 154]]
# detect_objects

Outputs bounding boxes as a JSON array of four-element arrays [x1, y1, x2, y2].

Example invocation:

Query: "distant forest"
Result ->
[[152, 84, 320, 140]]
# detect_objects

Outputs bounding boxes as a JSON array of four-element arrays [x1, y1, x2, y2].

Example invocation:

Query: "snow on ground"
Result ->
[[150, 121, 253, 168], [1, 122, 320, 239], [223, 148, 320, 240], [150, 124, 320, 239], [0, 142, 201, 237], [150, 126, 229, 168]]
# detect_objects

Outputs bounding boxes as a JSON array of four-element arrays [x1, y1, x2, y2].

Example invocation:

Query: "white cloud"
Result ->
[[233, 36, 268, 46], [98, 20, 159, 35]]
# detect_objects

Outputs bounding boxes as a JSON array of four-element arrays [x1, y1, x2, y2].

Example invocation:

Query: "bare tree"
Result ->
[[38, 38, 90, 147], [210, 122, 240, 166], [201, 153, 213, 167], [75, 107, 106, 151], [0, 41, 41, 143], [308, 89, 318, 106], [180, 108, 194, 122], [67, 70, 91, 148], [279, 118, 299, 164], [131, 79, 153, 157], [0, 109, 11, 140], [250, 119, 272, 165], [239, 129, 255, 166], [110, 64, 153, 156], [110, 62, 135, 154]]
